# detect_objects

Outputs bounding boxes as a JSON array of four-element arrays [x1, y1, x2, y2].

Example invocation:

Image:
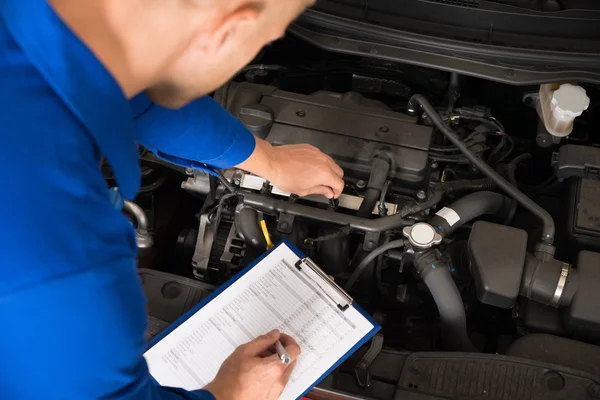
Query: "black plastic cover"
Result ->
[[228, 83, 433, 188], [139, 269, 215, 341], [398, 352, 600, 400], [468, 221, 528, 309], [565, 251, 600, 337], [555, 145, 600, 181], [508, 334, 600, 377]]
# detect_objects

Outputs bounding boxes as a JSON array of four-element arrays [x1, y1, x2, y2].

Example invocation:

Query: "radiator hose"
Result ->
[[428, 191, 511, 237], [414, 250, 477, 352]]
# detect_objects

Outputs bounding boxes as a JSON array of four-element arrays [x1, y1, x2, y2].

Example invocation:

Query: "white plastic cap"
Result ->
[[551, 83, 590, 119]]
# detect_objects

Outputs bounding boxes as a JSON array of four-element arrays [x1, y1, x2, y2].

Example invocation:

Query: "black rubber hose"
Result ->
[[234, 206, 267, 250], [344, 240, 406, 292], [520, 254, 579, 308], [429, 191, 511, 237], [437, 178, 496, 195], [409, 94, 555, 245], [505, 153, 532, 224], [414, 251, 477, 352], [357, 157, 391, 218]]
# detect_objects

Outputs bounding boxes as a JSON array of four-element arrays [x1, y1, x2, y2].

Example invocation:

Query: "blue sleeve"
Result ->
[[131, 94, 256, 172], [0, 38, 215, 398], [0, 261, 216, 400]]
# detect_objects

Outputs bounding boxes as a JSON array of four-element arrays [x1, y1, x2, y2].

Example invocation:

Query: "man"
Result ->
[[0, 0, 345, 399]]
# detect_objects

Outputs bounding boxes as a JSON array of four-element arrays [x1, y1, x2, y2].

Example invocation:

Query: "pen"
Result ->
[[274, 340, 291, 364]]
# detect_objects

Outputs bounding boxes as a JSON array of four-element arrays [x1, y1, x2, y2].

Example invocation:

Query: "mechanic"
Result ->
[[0, 0, 345, 399]]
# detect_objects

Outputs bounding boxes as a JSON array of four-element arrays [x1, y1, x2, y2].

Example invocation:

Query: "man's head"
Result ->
[[144, 0, 315, 107], [50, 0, 313, 107]]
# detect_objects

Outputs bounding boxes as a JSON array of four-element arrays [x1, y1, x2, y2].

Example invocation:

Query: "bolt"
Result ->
[[417, 190, 427, 201], [430, 161, 439, 169], [506, 69, 515, 77], [185, 168, 194, 176], [366, 241, 375, 250], [410, 362, 421, 375], [233, 178, 241, 186], [331, 37, 339, 44], [379, 126, 390, 133], [356, 180, 367, 190], [590, 384, 600, 398], [296, 110, 306, 117], [280, 222, 289, 231]]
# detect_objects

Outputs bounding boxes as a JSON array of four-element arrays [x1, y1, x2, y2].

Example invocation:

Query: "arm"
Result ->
[[0, 92, 214, 400], [132, 94, 345, 198]]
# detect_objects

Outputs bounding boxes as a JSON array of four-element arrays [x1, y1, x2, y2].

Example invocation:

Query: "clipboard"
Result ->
[[146, 239, 381, 400]]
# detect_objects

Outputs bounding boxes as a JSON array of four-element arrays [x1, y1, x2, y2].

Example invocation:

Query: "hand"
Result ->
[[237, 138, 345, 199], [204, 330, 301, 400]]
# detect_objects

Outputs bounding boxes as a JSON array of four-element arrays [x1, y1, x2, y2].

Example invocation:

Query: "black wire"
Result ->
[[487, 134, 507, 166], [504, 153, 533, 225], [495, 134, 515, 166], [429, 153, 471, 164], [409, 94, 555, 245], [216, 170, 236, 193], [345, 239, 406, 292], [430, 145, 461, 153]]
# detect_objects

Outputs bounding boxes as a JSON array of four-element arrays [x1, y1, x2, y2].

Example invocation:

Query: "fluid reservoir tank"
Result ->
[[538, 83, 590, 137]]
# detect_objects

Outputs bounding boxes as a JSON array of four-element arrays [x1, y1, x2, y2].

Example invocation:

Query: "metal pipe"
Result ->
[[242, 193, 413, 233], [123, 201, 153, 250]]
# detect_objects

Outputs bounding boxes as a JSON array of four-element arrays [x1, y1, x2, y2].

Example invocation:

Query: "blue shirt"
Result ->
[[0, 1, 255, 399]]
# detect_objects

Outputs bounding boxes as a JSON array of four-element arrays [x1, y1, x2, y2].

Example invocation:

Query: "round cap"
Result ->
[[238, 104, 274, 139], [551, 84, 590, 118], [411, 224, 436, 245], [402, 223, 443, 249]]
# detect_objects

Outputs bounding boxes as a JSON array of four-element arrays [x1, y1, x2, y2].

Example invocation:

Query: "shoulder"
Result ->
[[0, 23, 137, 296]]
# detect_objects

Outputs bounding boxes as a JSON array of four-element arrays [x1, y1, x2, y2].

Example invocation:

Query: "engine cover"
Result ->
[[226, 82, 433, 188]]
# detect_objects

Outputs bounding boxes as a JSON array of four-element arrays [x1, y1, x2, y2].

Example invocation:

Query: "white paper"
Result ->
[[144, 244, 374, 400], [436, 207, 461, 227]]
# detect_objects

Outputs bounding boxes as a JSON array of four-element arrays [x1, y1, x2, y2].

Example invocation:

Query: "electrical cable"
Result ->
[[409, 94, 555, 245], [344, 239, 406, 292]]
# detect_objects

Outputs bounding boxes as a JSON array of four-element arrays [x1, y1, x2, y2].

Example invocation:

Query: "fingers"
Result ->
[[306, 185, 335, 199], [262, 333, 301, 368], [280, 359, 297, 385], [241, 329, 281, 357], [279, 333, 301, 361], [329, 158, 345, 178], [328, 173, 345, 197]]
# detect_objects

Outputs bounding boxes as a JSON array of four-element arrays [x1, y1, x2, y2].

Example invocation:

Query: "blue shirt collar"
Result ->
[[0, 0, 140, 199]]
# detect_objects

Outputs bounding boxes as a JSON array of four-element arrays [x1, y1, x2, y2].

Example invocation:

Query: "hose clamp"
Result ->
[[550, 262, 570, 308]]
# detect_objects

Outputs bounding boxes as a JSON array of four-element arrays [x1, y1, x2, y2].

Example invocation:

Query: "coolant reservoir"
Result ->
[[538, 83, 590, 137]]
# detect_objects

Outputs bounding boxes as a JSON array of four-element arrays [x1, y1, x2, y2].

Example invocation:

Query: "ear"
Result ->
[[205, 5, 260, 56]]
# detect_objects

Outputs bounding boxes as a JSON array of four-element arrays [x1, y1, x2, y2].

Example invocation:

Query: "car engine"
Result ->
[[126, 36, 600, 400]]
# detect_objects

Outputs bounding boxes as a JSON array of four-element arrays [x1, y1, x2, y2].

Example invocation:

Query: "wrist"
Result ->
[[237, 137, 278, 181]]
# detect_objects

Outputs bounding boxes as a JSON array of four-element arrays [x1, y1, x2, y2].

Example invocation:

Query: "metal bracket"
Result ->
[[191, 212, 216, 280], [363, 232, 381, 252], [277, 213, 295, 234]]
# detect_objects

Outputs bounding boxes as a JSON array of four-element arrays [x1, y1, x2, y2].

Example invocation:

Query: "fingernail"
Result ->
[[269, 329, 280, 337], [325, 193, 333, 199]]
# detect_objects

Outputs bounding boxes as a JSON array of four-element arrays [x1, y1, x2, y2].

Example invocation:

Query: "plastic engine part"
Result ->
[[139, 269, 215, 341], [468, 221, 528, 309], [227, 82, 433, 188], [565, 251, 600, 338], [398, 352, 600, 400]]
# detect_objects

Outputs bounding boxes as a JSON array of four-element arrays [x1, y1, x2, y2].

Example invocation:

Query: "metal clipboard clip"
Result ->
[[294, 257, 354, 311]]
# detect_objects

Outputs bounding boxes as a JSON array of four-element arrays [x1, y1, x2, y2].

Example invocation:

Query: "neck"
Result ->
[[48, 0, 158, 98]]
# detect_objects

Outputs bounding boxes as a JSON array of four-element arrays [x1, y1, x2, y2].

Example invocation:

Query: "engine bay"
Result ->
[[126, 35, 600, 399]]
